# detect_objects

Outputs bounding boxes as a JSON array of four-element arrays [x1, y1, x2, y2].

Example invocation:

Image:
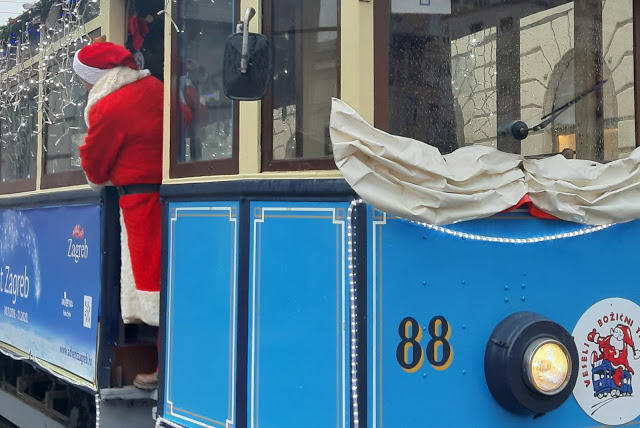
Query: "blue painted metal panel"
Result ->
[[0, 204, 101, 386], [164, 202, 239, 428], [367, 207, 640, 427], [248, 202, 350, 428]]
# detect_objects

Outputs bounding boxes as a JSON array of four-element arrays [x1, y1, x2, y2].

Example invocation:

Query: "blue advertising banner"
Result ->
[[0, 205, 101, 387], [367, 206, 640, 427]]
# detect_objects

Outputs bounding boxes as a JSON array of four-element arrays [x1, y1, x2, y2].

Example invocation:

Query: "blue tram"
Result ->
[[592, 360, 633, 398], [0, 0, 637, 428]]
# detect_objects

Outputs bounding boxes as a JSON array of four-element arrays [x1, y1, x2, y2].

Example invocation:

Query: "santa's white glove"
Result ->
[[634, 349, 640, 360], [84, 172, 113, 191]]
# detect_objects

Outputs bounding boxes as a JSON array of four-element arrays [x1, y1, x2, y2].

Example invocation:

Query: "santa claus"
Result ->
[[73, 41, 164, 389], [588, 324, 640, 387]]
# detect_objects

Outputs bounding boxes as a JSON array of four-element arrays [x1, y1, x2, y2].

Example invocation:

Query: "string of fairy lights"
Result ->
[[0, 0, 98, 181]]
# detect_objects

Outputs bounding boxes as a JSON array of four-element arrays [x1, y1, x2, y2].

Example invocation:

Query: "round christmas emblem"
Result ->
[[572, 298, 640, 425]]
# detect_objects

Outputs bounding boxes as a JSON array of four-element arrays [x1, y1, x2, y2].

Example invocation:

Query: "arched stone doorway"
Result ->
[[543, 50, 619, 160]]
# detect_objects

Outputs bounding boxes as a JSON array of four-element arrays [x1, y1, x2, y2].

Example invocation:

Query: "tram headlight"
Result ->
[[484, 312, 578, 415], [524, 338, 571, 395]]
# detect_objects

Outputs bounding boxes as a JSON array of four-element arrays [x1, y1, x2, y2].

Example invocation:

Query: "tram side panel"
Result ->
[[366, 206, 640, 427], [0, 204, 101, 388], [248, 202, 351, 428], [163, 202, 239, 428]]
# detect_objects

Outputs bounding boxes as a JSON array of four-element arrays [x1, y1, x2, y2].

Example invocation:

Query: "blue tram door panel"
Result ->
[[164, 202, 239, 428], [366, 207, 640, 427], [248, 202, 350, 428]]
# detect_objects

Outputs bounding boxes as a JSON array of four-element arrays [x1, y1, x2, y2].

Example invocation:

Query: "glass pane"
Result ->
[[44, 59, 88, 175], [44, 0, 100, 44], [0, 20, 41, 70], [0, 82, 38, 182], [177, 0, 234, 163], [79, 0, 101, 22], [387, 0, 634, 162], [270, 0, 338, 160]]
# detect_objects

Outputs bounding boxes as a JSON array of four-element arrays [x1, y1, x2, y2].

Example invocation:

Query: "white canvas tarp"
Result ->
[[330, 98, 640, 225]]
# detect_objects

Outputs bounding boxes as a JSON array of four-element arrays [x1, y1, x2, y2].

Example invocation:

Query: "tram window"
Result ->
[[79, 0, 100, 22], [0, 81, 38, 185], [39, 27, 96, 190], [171, 0, 237, 177], [262, 0, 339, 170], [46, 0, 101, 43], [43, 62, 88, 176], [375, 0, 636, 162]]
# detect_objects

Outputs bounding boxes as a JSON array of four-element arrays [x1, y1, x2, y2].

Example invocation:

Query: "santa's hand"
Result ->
[[634, 349, 640, 360], [587, 328, 598, 342], [84, 172, 112, 191]]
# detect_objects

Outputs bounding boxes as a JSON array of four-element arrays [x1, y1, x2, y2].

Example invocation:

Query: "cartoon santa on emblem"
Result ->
[[588, 324, 640, 387], [573, 299, 640, 425]]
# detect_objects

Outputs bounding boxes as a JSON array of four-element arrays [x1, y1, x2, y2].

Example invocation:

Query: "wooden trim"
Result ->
[[262, 157, 337, 172], [40, 170, 86, 189], [260, 0, 275, 172], [0, 178, 36, 194], [168, 0, 240, 179], [336, 2, 341, 98], [373, 0, 389, 131], [261, 0, 340, 172], [294, 4, 305, 159], [634, 0, 640, 148]]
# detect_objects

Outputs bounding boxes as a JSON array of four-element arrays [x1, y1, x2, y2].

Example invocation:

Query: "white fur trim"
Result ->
[[120, 211, 159, 326], [73, 51, 109, 85], [84, 66, 151, 127]]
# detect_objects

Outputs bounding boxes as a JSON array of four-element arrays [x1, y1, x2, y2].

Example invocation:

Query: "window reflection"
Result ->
[[0, 82, 38, 182], [177, 0, 234, 163], [387, 0, 635, 161], [269, 0, 338, 161]]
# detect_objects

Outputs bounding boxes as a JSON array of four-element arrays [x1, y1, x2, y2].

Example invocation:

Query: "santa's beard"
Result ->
[[611, 336, 624, 351]]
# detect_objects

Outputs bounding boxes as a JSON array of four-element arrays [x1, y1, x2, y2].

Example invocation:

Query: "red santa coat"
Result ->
[[80, 66, 163, 326]]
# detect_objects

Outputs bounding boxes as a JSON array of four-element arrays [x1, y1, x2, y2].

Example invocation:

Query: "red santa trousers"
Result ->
[[119, 192, 162, 326]]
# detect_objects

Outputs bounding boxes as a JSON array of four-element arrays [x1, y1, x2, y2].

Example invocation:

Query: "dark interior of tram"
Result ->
[[386, 0, 616, 161], [125, 0, 165, 81]]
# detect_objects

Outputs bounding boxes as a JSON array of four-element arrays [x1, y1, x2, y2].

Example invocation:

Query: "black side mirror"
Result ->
[[222, 8, 271, 101]]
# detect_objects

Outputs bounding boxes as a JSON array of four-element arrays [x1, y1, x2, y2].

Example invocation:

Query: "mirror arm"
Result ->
[[240, 7, 256, 74]]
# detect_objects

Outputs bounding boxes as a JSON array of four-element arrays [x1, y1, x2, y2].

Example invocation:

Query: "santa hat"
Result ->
[[617, 324, 636, 349], [73, 42, 138, 85]]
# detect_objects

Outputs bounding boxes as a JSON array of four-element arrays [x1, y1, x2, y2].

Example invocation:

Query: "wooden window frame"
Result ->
[[169, 0, 240, 179], [260, 0, 341, 172], [376, 0, 640, 147], [373, 0, 390, 132], [635, 0, 640, 147]]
